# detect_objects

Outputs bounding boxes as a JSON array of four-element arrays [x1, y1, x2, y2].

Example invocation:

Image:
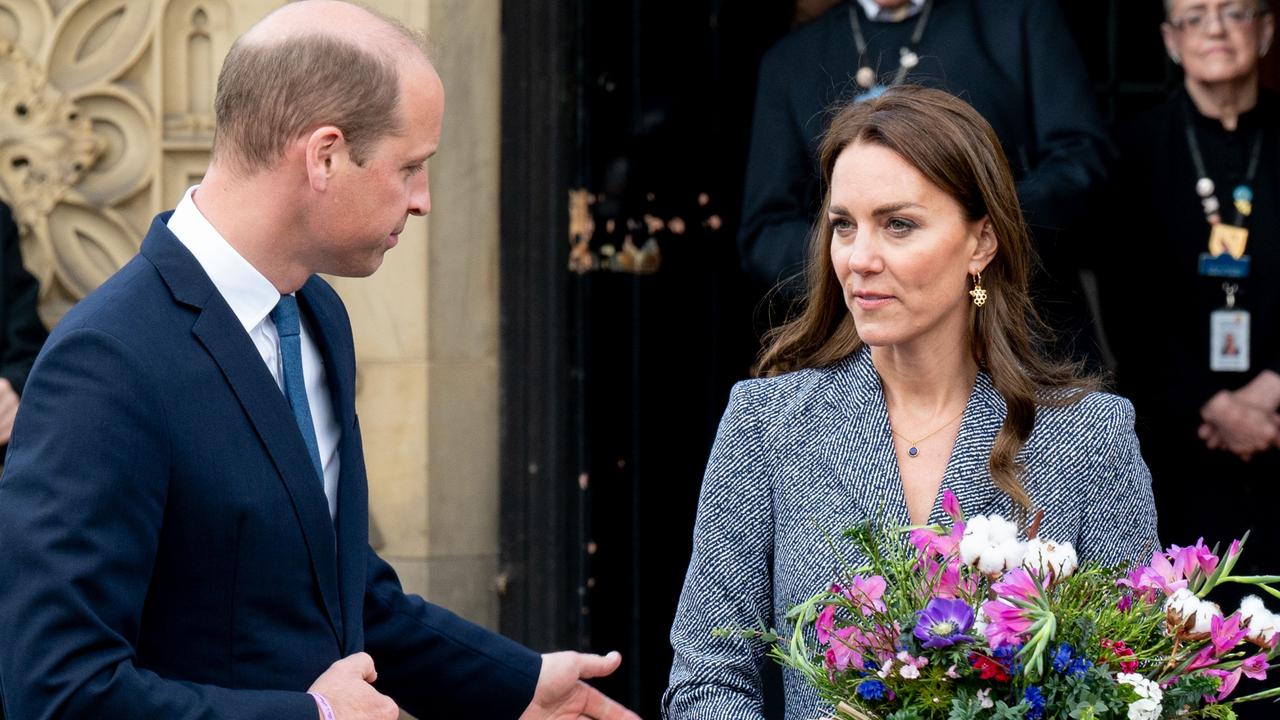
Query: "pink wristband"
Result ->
[[309, 692, 337, 720]]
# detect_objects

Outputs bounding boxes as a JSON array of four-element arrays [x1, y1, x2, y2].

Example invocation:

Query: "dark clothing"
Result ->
[[739, 0, 1112, 355], [0, 202, 46, 396], [1100, 90, 1280, 714], [0, 215, 541, 720]]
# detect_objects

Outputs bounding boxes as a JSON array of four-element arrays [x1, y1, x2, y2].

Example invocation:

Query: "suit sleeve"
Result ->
[[737, 48, 818, 292], [1015, 0, 1114, 252], [362, 549, 542, 718], [662, 382, 775, 720], [0, 327, 315, 720], [1075, 397, 1162, 567], [0, 203, 47, 395]]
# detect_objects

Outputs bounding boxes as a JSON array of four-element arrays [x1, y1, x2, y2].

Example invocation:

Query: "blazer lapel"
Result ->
[[298, 280, 367, 654], [819, 348, 913, 527], [142, 217, 344, 645], [817, 347, 1008, 527], [931, 371, 1006, 523]]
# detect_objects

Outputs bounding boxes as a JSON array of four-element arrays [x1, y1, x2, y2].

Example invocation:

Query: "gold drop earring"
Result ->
[[969, 272, 988, 307]]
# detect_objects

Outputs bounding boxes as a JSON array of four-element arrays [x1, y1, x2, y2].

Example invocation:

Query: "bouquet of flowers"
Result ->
[[726, 490, 1280, 720]]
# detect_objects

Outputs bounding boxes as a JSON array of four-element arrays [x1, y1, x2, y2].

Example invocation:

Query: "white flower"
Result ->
[[976, 688, 993, 710], [1128, 697, 1161, 720], [1192, 600, 1223, 635], [899, 664, 920, 679], [1239, 595, 1280, 645], [1117, 673, 1163, 720], [1022, 538, 1078, 579], [959, 515, 1025, 574], [1164, 588, 1221, 635]]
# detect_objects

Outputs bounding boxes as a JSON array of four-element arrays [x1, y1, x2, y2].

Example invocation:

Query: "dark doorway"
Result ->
[[499, 2, 1272, 718]]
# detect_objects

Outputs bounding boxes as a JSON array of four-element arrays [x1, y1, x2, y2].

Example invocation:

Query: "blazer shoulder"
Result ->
[[726, 365, 841, 434], [1034, 390, 1135, 444], [50, 255, 168, 340]]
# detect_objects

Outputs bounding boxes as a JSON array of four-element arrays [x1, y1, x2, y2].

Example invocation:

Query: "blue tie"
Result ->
[[271, 295, 324, 482]]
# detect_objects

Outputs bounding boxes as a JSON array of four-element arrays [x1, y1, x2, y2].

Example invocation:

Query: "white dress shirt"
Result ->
[[856, 0, 926, 22], [168, 186, 342, 520]]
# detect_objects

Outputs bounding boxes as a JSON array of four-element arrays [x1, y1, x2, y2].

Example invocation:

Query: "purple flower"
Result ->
[[913, 598, 976, 649]]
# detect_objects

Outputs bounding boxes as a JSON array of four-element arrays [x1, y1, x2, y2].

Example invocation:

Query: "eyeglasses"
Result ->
[[1168, 4, 1268, 33]]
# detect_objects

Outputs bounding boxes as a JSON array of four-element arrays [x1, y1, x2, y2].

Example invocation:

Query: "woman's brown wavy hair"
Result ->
[[755, 86, 1097, 511]]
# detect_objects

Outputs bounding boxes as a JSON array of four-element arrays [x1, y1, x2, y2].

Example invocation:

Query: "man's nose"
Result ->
[[409, 169, 430, 216]]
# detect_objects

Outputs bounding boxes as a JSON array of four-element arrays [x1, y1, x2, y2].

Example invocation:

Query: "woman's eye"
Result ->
[[832, 218, 854, 233], [887, 218, 915, 234]]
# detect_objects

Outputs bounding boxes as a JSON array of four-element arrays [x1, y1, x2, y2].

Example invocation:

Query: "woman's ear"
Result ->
[[970, 218, 998, 272]]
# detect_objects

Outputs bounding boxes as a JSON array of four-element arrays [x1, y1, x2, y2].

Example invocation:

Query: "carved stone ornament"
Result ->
[[0, 0, 233, 327]]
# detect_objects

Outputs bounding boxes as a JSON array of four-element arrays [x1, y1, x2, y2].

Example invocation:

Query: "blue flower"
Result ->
[[1051, 642, 1073, 673], [994, 643, 1024, 675], [856, 679, 887, 701], [1024, 685, 1045, 720], [1067, 657, 1093, 678]]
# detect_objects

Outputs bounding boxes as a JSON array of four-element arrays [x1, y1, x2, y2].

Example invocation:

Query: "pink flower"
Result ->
[[1117, 595, 1133, 613], [1242, 652, 1269, 681], [843, 575, 888, 616], [816, 604, 837, 644], [1170, 538, 1219, 578], [935, 557, 976, 599], [909, 521, 966, 560], [992, 568, 1040, 602], [1185, 646, 1217, 672], [826, 626, 868, 673], [1211, 613, 1250, 656], [942, 489, 963, 522], [981, 600, 1034, 648], [1204, 668, 1242, 703]]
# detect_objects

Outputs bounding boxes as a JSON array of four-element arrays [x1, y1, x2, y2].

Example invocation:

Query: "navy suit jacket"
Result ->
[[0, 214, 541, 720]]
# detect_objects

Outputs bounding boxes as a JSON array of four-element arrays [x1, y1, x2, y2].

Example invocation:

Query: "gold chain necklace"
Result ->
[[890, 407, 966, 458]]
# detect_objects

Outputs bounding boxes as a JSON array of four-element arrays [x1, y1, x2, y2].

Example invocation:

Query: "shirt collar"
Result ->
[[856, 0, 926, 22], [166, 185, 282, 334]]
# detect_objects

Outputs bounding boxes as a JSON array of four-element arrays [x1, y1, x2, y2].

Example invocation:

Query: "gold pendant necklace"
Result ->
[[890, 406, 966, 458]]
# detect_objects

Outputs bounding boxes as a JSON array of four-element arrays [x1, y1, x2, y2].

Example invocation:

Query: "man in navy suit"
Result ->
[[0, 3, 638, 719]]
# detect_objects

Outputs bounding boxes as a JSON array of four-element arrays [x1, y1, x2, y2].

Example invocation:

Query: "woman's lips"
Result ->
[[852, 291, 895, 310]]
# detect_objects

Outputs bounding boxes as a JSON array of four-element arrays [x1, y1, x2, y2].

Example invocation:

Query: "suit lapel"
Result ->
[[819, 349, 913, 527], [298, 280, 367, 654], [931, 372, 1005, 523], [818, 347, 1008, 526], [142, 217, 344, 646]]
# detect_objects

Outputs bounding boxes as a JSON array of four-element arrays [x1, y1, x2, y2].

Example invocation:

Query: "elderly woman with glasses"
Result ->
[[1098, 0, 1280, 646]]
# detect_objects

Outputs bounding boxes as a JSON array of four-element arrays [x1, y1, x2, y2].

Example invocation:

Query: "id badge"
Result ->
[[1210, 309, 1250, 372]]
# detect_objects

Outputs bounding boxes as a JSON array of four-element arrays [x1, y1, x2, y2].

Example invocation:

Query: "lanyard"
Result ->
[[1184, 99, 1264, 228], [847, 0, 934, 91]]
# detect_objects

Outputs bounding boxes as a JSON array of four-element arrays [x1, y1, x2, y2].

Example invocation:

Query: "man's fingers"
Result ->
[[578, 683, 641, 720], [343, 651, 378, 682], [575, 651, 622, 680]]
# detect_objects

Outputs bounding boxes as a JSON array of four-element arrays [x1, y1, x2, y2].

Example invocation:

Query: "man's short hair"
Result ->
[[212, 33, 407, 172]]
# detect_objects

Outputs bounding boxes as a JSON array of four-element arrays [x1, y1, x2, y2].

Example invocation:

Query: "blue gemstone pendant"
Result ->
[[908, 446, 919, 457]]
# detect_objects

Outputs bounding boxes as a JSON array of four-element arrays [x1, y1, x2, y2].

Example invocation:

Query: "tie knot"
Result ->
[[271, 294, 301, 338]]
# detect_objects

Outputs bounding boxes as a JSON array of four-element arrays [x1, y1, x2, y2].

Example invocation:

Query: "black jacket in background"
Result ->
[[739, 0, 1113, 345], [0, 201, 47, 398]]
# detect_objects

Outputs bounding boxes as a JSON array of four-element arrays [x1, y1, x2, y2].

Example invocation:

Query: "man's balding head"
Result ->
[[211, 0, 432, 173]]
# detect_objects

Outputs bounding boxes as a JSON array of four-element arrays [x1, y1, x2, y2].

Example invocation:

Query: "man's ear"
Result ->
[[970, 218, 998, 272], [304, 125, 346, 192]]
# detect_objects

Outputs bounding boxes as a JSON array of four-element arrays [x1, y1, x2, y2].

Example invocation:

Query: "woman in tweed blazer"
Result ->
[[663, 87, 1159, 720]]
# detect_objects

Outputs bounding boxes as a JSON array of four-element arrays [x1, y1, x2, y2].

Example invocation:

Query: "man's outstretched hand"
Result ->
[[519, 651, 642, 720]]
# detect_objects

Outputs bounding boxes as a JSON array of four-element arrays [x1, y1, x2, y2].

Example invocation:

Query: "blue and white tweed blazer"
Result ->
[[663, 347, 1159, 720]]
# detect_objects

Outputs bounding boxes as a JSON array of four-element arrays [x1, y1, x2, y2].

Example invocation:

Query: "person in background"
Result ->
[[740, 0, 1112, 360], [665, 86, 1157, 720], [1097, 0, 1280, 673], [0, 200, 47, 454]]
